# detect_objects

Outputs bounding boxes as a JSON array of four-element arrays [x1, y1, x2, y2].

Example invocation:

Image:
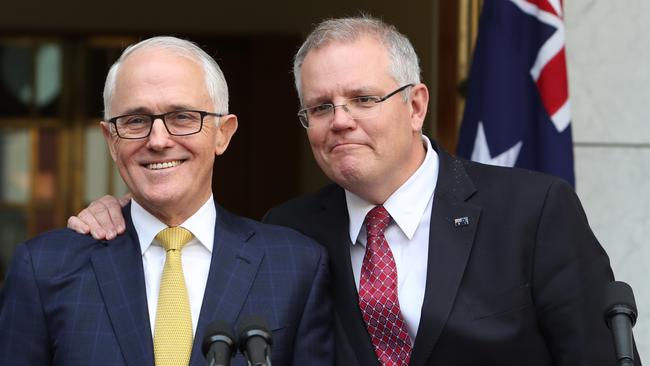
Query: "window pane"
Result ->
[[0, 207, 27, 281], [0, 44, 33, 117], [84, 125, 128, 203], [34, 128, 58, 203], [0, 128, 31, 204], [84, 126, 108, 203], [35, 43, 62, 117]]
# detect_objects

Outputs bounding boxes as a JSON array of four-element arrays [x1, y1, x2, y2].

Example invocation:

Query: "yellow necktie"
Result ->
[[154, 227, 194, 366]]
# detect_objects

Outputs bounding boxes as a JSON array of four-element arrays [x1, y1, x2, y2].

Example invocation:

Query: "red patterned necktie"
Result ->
[[358, 206, 412, 366]]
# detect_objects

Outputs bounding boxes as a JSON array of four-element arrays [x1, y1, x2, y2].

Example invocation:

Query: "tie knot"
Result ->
[[156, 227, 193, 251], [365, 205, 391, 237]]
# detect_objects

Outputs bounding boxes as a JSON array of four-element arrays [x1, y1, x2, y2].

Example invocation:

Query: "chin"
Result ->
[[138, 187, 183, 206], [331, 166, 369, 188]]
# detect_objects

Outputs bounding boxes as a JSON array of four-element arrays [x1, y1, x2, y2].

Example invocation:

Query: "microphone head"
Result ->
[[237, 315, 273, 353], [201, 319, 237, 357], [603, 281, 638, 327]]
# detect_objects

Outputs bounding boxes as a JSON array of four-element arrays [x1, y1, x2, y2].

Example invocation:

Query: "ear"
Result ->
[[408, 83, 429, 132], [214, 114, 238, 156], [100, 121, 118, 162]]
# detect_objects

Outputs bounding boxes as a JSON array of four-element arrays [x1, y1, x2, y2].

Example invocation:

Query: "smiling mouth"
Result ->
[[145, 160, 184, 170]]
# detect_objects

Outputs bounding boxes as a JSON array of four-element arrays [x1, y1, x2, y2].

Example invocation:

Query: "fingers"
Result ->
[[67, 195, 125, 240], [67, 216, 90, 235], [66, 194, 129, 241], [77, 201, 112, 240]]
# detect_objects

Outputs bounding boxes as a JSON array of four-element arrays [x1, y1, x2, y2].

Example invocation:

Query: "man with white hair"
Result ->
[[0, 36, 333, 365]]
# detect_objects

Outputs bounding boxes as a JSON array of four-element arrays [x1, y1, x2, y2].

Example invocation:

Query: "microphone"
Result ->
[[603, 281, 638, 366], [237, 316, 273, 366], [202, 320, 237, 366]]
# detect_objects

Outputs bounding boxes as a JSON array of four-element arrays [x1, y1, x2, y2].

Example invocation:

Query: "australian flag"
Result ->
[[457, 0, 575, 186]]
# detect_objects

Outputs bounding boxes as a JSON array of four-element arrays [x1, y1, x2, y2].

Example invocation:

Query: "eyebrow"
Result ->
[[117, 104, 197, 116], [347, 87, 377, 96], [304, 86, 379, 107]]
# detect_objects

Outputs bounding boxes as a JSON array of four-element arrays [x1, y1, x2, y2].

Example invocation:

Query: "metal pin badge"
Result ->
[[454, 217, 470, 227]]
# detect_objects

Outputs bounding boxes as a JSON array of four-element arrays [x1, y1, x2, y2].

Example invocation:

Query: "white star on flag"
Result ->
[[470, 121, 523, 167]]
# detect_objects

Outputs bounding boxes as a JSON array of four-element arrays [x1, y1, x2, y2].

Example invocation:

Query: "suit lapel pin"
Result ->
[[454, 217, 470, 227]]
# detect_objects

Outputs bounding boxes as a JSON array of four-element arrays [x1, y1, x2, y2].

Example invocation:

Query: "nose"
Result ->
[[146, 118, 173, 150], [330, 104, 355, 131]]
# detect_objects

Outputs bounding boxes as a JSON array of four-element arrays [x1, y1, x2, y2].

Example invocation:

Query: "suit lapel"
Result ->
[[91, 205, 154, 366], [409, 145, 480, 366], [189, 205, 264, 365], [316, 188, 380, 366]]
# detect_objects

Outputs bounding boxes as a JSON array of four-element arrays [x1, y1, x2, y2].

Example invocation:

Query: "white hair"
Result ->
[[293, 15, 421, 104], [103, 36, 228, 120]]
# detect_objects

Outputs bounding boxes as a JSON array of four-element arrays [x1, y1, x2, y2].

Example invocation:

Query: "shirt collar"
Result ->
[[345, 136, 439, 244], [131, 195, 216, 254]]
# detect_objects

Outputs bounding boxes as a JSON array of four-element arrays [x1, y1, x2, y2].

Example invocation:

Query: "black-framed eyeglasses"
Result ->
[[107, 110, 223, 139], [297, 84, 414, 128]]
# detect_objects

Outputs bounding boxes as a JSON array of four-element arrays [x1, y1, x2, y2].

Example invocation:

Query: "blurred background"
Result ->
[[0, 0, 647, 357]]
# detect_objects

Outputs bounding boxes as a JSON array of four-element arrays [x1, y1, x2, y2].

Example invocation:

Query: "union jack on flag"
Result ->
[[457, 0, 575, 186]]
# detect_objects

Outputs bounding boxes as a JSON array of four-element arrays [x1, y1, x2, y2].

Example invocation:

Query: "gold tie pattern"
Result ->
[[154, 227, 194, 366]]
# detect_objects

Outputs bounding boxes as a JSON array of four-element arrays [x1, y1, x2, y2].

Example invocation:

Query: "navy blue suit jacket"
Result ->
[[0, 203, 333, 365], [264, 140, 638, 366]]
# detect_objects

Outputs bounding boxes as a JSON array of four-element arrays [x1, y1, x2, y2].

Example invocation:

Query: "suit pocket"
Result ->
[[468, 283, 533, 320]]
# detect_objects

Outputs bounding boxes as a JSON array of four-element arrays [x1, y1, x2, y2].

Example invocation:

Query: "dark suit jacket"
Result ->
[[0, 203, 333, 365], [264, 141, 632, 366]]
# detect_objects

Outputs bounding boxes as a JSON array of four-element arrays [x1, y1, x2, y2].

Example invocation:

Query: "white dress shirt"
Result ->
[[131, 195, 216, 337], [346, 136, 438, 342]]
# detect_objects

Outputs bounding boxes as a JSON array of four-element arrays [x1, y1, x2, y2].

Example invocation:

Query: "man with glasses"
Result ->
[[0, 36, 333, 365], [67, 17, 630, 365]]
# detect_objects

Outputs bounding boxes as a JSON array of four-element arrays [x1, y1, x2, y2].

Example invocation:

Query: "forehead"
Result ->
[[111, 48, 211, 113], [300, 36, 395, 101]]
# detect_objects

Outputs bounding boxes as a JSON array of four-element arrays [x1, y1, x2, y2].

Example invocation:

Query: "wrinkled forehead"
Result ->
[[112, 49, 212, 112]]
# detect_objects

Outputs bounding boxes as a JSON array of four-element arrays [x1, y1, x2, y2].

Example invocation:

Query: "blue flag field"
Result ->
[[457, 0, 575, 186]]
